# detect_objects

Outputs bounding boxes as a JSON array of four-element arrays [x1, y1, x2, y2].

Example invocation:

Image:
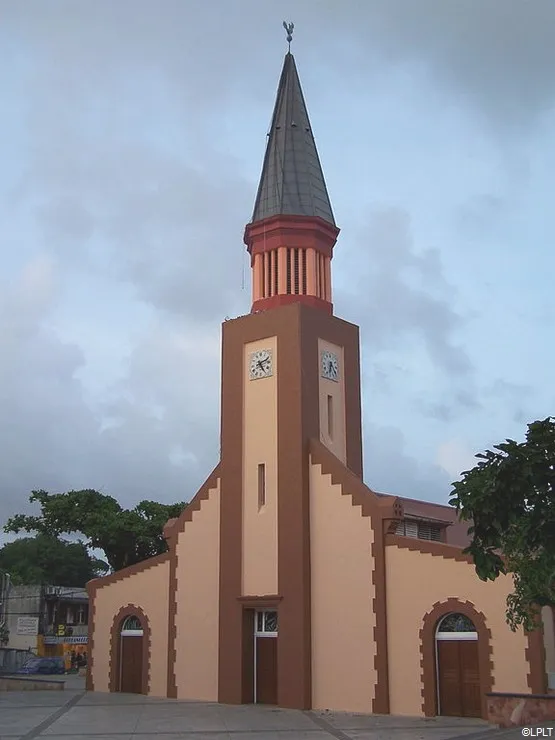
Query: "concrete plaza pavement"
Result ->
[[0, 675, 529, 740]]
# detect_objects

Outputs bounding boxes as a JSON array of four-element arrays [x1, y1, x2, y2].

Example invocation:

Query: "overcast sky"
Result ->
[[1, 0, 554, 536]]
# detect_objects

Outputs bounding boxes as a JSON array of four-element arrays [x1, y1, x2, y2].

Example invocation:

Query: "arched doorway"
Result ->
[[119, 615, 144, 694], [435, 613, 480, 718]]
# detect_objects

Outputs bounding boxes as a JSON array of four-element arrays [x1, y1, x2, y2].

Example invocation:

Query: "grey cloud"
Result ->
[[455, 194, 510, 238], [363, 423, 451, 503], [25, 140, 252, 321], [486, 378, 532, 401], [0, 304, 220, 527], [414, 389, 482, 423], [364, 0, 555, 132], [416, 402, 458, 424], [338, 207, 471, 377], [7, 1, 554, 132], [2, 1, 550, 533]]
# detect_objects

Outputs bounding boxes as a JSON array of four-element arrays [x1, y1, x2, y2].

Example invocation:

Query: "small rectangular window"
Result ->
[[327, 394, 334, 439], [258, 463, 266, 509]]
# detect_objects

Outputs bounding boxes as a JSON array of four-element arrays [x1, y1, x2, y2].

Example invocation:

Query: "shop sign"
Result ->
[[16, 617, 39, 635]]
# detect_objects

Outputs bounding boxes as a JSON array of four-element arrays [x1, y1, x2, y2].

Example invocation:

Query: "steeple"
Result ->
[[251, 52, 336, 226], [244, 26, 340, 315]]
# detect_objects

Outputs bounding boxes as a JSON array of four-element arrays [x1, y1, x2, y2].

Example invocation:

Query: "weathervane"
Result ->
[[283, 21, 294, 51]]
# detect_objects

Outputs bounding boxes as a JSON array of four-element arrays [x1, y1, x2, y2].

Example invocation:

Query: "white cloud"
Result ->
[[0, 0, 553, 533], [436, 440, 477, 479]]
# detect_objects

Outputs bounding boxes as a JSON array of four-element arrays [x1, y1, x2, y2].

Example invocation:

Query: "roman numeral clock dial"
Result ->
[[321, 350, 339, 381], [249, 349, 273, 380]]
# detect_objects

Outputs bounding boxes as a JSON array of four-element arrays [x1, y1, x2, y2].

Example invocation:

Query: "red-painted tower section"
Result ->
[[244, 52, 339, 315]]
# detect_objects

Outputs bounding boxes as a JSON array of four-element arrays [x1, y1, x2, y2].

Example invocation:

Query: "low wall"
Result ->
[[0, 676, 65, 692], [487, 692, 555, 728], [0, 647, 36, 673]]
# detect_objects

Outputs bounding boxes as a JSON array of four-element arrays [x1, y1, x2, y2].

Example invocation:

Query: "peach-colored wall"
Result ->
[[310, 460, 376, 712], [91, 558, 170, 697], [173, 480, 221, 700], [385, 543, 530, 716], [242, 337, 278, 596], [318, 339, 346, 465]]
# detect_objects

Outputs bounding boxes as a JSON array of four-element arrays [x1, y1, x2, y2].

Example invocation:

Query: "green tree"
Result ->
[[4, 490, 186, 573], [0, 535, 108, 586], [449, 417, 555, 631]]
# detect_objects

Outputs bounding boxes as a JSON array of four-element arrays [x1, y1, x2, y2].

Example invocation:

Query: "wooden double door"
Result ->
[[437, 640, 481, 717], [120, 635, 143, 694], [255, 635, 278, 704]]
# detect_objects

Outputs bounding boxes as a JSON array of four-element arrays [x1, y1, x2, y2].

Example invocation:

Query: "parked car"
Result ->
[[16, 657, 65, 675]]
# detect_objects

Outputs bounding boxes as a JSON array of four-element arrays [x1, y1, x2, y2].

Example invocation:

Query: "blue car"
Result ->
[[16, 657, 65, 675]]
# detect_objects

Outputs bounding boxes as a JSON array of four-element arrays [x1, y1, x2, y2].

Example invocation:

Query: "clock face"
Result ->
[[321, 350, 339, 382], [249, 349, 273, 380]]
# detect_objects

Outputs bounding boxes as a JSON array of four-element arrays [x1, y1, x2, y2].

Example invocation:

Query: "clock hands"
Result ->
[[256, 356, 270, 374], [249, 350, 272, 380]]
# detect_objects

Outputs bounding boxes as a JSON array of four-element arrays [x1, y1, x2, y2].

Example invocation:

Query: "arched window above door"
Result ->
[[121, 615, 143, 633], [436, 613, 477, 639], [437, 613, 476, 633]]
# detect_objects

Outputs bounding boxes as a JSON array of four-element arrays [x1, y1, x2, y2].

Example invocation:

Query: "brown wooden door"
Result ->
[[437, 640, 480, 717], [120, 636, 143, 694], [256, 636, 277, 704]]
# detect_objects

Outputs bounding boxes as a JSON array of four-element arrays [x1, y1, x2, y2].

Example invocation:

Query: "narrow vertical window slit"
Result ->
[[327, 395, 334, 439], [258, 463, 266, 509]]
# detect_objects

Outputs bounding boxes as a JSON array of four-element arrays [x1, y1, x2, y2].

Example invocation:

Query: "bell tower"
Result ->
[[244, 50, 339, 314], [218, 27, 363, 711]]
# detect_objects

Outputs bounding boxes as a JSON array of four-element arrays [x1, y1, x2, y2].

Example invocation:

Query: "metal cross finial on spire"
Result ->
[[283, 21, 294, 52]]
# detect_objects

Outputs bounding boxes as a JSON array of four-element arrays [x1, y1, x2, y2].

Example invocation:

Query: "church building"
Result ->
[[86, 41, 551, 720]]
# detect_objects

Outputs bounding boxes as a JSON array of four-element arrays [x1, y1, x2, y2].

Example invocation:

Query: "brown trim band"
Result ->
[[244, 213, 339, 260], [238, 595, 283, 609], [89, 553, 170, 593], [251, 294, 332, 314], [420, 598, 493, 719], [309, 437, 403, 714], [386, 534, 473, 563], [108, 604, 151, 694]]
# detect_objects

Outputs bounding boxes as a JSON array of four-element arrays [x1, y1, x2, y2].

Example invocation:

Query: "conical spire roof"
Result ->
[[251, 52, 336, 226]]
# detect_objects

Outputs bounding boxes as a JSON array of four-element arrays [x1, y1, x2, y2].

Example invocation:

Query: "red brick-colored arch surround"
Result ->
[[108, 604, 151, 694], [525, 619, 547, 694], [420, 599, 494, 720]]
